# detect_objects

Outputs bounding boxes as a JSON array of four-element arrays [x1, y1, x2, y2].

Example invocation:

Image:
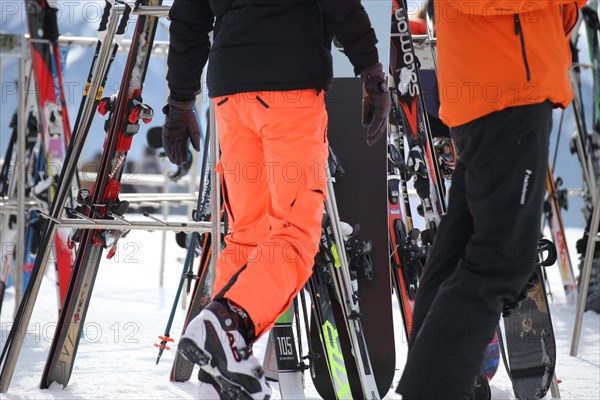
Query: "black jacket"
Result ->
[[167, 0, 379, 99]]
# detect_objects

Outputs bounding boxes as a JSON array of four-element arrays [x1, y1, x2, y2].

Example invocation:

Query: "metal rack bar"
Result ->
[[54, 218, 213, 233]]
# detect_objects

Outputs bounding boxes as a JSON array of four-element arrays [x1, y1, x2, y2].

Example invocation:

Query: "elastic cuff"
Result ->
[[169, 94, 195, 103]]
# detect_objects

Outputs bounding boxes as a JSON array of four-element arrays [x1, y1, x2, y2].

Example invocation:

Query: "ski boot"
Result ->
[[178, 299, 272, 400]]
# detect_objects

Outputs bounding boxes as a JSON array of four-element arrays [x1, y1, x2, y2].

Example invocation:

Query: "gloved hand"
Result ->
[[360, 62, 391, 145], [162, 97, 200, 166]]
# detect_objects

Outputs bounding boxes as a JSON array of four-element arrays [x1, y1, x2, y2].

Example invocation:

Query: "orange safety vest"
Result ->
[[435, 0, 587, 128]]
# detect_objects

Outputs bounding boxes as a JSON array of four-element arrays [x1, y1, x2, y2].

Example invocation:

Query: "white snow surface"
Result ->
[[0, 226, 598, 399]]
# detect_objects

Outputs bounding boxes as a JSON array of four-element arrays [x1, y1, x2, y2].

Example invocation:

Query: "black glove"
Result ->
[[360, 62, 391, 146], [162, 97, 200, 166]]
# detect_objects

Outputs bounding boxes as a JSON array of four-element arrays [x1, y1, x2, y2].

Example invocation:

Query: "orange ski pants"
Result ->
[[212, 90, 329, 337]]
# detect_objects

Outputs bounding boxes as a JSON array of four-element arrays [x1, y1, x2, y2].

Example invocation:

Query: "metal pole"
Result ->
[[13, 35, 28, 315], [550, 374, 561, 398], [134, 5, 170, 17], [158, 157, 169, 288], [209, 102, 221, 272], [571, 186, 600, 356], [54, 218, 212, 232]]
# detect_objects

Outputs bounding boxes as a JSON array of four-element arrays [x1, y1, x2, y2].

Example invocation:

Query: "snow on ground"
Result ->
[[0, 223, 598, 399]]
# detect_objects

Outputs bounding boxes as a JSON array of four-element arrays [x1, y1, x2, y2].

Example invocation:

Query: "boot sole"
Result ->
[[178, 338, 266, 400]]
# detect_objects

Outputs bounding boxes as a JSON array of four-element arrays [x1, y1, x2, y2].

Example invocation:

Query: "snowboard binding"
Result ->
[[502, 239, 557, 317]]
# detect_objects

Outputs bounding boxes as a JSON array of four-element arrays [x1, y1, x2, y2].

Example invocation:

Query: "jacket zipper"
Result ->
[[514, 14, 531, 81]]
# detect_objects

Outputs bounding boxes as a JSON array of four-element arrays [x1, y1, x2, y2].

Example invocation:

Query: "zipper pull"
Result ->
[[514, 14, 520, 35]]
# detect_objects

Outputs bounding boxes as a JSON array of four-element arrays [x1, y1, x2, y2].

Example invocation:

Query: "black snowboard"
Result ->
[[311, 77, 395, 398], [501, 261, 557, 399]]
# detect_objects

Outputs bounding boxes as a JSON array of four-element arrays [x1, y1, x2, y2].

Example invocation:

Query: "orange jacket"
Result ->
[[435, 0, 586, 127]]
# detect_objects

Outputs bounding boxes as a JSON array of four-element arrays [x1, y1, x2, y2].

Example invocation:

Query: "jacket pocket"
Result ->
[[215, 162, 235, 224], [514, 14, 532, 81]]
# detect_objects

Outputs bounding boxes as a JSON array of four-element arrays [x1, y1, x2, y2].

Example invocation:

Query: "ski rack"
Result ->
[[1, 33, 170, 56], [0, 198, 48, 213], [0, 5, 174, 311], [37, 212, 213, 234], [0, 3, 192, 393]]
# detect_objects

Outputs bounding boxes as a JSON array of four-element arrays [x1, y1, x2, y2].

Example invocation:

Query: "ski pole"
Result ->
[[155, 110, 211, 364]]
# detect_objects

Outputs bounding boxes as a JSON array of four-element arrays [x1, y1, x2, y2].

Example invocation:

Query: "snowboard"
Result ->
[[500, 239, 558, 400], [311, 77, 394, 398]]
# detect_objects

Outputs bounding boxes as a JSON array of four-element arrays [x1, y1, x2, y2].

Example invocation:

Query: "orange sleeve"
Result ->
[[437, 0, 586, 16], [561, 0, 588, 35]]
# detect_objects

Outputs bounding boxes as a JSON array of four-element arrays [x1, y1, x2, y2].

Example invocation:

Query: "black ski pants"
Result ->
[[397, 101, 552, 399]]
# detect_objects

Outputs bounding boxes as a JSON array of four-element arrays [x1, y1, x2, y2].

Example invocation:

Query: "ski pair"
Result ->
[[389, 0, 447, 236], [0, 0, 156, 393], [308, 208, 378, 400], [0, 102, 39, 317], [0, 0, 76, 319]]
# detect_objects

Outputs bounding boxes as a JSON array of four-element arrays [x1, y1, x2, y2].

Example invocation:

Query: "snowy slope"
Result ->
[[0, 226, 598, 399]]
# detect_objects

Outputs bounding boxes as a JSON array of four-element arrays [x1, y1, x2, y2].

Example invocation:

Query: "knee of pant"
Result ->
[[278, 176, 326, 245]]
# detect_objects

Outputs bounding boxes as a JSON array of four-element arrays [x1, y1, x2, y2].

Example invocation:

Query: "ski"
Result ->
[[20, 0, 76, 313], [308, 212, 365, 400], [262, 303, 306, 399], [569, 4, 600, 222], [581, 1, 599, 138], [545, 164, 577, 304], [322, 167, 381, 400], [40, 0, 162, 388], [0, 107, 38, 316], [390, 0, 447, 236]]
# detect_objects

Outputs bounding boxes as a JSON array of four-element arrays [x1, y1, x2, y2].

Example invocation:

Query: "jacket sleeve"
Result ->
[[438, 0, 588, 16], [318, 0, 379, 75], [166, 0, 214, 101]]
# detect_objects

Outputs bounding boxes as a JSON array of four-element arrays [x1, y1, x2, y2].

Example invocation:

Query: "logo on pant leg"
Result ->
[[520, 169, 533, 205]]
